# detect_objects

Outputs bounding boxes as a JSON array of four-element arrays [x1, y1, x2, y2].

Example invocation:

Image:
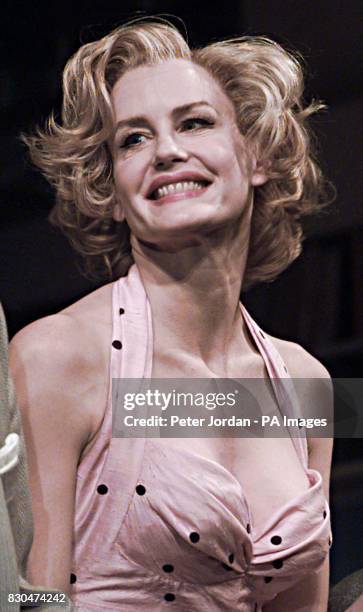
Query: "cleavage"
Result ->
[[150, 436, 310, 527]]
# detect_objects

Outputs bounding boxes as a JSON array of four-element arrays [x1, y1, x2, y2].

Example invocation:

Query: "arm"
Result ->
[[9, 315, 95, 594], [264, 341, 333, 612], [263, 437, 333, 611]]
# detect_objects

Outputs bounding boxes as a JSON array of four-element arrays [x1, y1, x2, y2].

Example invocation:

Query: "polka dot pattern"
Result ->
[[164, 593, 175, 602], [189, 532, 200, 543], [70, 573, 77, 584], [70, 275, 332, 610], [221, 562, 233, 571]]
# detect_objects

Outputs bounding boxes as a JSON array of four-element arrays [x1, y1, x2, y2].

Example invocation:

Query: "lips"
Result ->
[[146, 173, 212, 200]]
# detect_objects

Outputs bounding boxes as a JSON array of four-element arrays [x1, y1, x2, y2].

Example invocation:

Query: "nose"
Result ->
[[153, 132, 189, 169]]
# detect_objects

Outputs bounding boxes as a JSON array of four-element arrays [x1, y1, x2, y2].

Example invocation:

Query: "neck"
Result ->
[[131, 220, 253, 374]]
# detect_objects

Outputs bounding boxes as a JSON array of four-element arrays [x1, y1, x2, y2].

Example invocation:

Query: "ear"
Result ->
[[251, 158, 270, 187], [112, 200, 125, 222]]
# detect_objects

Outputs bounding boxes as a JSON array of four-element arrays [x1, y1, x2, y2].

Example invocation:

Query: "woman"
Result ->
[[10, 20, 333, 611]]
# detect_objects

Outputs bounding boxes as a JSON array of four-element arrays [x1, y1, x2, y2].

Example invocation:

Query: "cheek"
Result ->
[[113, 160, 141, 203], [113, 147, 152, 197], [114, 173, 128, 200], [199, 134, 249, 178], [199, 141, 234, 174]]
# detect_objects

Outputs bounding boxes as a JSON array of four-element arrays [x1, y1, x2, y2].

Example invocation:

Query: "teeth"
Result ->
[[154, 181, 206, 200]]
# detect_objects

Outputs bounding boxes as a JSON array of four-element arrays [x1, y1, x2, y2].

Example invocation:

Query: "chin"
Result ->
[[128, 203, 245, 250], [135, 225, 233, 255]]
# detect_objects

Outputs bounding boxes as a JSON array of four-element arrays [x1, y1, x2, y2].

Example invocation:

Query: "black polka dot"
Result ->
[[222, 563, 233, 571], [259, 330, 265, 339], [272, 559, 283, 569], [70, 573, 77, 584], [246, 523, 251, 534], [136, 484, 146, 495], [271, 535, 282, 545], [119, 308, 125, 315], [162, 564, 174, 573], [323, 510, 327, 519], [264, 576, 273, 583], [112, 340, 122, 350], [164, 593, 175, 602], [283, 365, 288, 373], [97, 484, 108, 495], [228, 553, 234, 564], [189, 532, 200, 543]]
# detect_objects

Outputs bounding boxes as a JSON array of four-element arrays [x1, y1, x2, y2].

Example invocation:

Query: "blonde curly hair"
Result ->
[[23, 19, 328, 289]]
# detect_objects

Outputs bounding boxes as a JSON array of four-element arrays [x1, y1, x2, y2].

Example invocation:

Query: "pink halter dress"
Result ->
[[70, 264, 331, 610]]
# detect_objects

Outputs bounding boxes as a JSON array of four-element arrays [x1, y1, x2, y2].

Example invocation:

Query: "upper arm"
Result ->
[[271, 337, 334, 491], [265, 339, 333, 611], [9, 315, 94, 594], [281, 342, 334, 496]]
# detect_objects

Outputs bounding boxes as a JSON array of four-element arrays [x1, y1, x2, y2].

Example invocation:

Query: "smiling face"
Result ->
[[111, 59, 267, 250]]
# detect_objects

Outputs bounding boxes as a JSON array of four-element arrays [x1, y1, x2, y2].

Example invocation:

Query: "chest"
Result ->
[[151, 352, 310, 526], [87, 321, 310, 525], [152, 435, 309, 526]]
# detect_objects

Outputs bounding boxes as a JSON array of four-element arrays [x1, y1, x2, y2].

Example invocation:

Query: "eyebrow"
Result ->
[[113, 101, 217, 135]]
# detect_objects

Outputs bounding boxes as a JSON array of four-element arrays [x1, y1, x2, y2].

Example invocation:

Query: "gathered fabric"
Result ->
[[71, 265, 331, 611]]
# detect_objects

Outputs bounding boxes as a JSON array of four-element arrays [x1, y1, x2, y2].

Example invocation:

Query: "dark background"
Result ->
[[1, 0, 362, 585]]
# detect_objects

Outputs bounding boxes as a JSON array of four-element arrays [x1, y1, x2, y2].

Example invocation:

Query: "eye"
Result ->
[[120, 132, 148, 149], [181, 117, 215, 131]]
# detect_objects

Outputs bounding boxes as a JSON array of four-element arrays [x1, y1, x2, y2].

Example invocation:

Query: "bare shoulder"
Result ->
[[268, 334, 333, 468], [10, 282, 112, 379], [268, 335, 331, 379], [267, 334, 333, 414], [9, 282, 113, 444]]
